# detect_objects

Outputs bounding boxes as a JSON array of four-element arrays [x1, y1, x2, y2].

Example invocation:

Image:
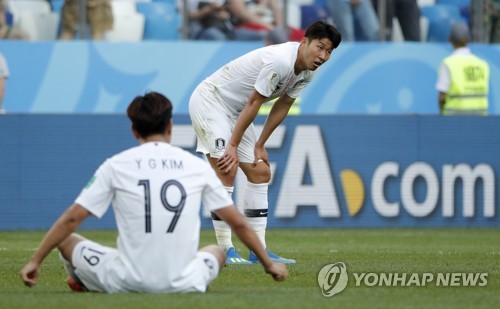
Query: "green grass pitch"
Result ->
[[1, 228, 498, 309]]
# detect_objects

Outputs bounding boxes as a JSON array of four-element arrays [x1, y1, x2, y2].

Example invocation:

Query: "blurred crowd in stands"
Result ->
[[0, 0, 497, 43]]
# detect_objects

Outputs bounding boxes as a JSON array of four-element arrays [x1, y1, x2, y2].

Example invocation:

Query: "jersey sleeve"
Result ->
[[435, 63, 450, 92], [202, 167, 233, 212], [74, 160, 114, 218], [254, 61, 285, 97]]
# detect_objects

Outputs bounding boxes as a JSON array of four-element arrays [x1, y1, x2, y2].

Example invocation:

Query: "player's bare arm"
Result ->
[[19, 204, 90, 287], [253, 94, 295, 166], [217, 90, 267, 173], [214, 205, 289, 281], [438, 92, 446, 113]]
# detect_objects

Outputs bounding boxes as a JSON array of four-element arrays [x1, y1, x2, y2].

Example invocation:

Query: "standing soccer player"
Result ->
[[19, 92, 288, 293], [189, 21, 342, 264]]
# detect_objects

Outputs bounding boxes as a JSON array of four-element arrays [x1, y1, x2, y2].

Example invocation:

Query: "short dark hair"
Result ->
[[304, 20, 342, 49], [127, 91, 173, 138], [449, 22, 471, 47]]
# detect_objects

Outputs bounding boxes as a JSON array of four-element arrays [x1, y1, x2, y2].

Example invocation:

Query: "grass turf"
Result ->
[[0, 228, 498, 309]]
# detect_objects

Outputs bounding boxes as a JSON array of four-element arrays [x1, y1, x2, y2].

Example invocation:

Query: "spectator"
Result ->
[[228, 0, 305, 41], [376, 0, 421, 41], [327, 0, 380, 41], [436, 23, 490, 115], [470, 0, 500, 43], [59, 0, 113, 40], [263, 27, 288, 45], [0, 0, 29, 39], [178, 0, 268, 40], [0, 52, 8, 114]]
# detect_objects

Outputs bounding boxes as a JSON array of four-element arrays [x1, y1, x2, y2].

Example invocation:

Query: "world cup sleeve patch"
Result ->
[[267, 71, 279, 83]]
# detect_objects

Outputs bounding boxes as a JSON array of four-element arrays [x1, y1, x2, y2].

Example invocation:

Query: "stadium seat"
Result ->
[[136, 2, 181, 40], [104, 13, 146, 41], [420, 4, 466, 42], [17, 11, 59, 40], [104, 0, 145, 41], [427, 16, 467, 41], [6, 0, 52, 14], [6, 0, 59, 40], [300, 4, 331, 29], [420, 4, 461, 21], [286, 3, 302, 29], [49, 0, 64, 37], [6, 0, 51, 24], [312, 0, 327, 6], [417, 0, 436, 6], [435, 0, 470, 9], [5, 10, 13, 26], [50, 0, 64, 13], [434, 0, 471, 24], [110, 0, 138, 15]]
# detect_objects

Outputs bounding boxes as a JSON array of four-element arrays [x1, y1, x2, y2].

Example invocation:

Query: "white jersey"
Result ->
[[201, 42, 314, 115], [75, 142, 232, 293]]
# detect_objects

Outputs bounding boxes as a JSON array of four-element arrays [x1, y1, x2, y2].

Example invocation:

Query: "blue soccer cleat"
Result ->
[[225, 247, 253, 265], [248, 248, 296, 264]]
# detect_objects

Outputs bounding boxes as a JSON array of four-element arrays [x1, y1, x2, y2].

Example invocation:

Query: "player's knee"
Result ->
[[248, 164, 271, 183], [200, 245, 226, 269], [58, 233, 86, 263], [216, 166, 238, 186]]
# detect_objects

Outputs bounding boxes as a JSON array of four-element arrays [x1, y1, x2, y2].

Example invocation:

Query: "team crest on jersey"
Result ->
[[215, 138, 226, 150]]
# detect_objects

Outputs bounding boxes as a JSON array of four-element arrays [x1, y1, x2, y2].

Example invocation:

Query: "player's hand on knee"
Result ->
[[253, 146, 269, 167], [217, 145, 238, 173]]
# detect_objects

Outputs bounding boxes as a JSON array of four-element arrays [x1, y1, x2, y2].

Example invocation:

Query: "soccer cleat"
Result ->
[[225, 247, 253, 265], [248, 248, 296, 264], [67, 277, 88, 292]]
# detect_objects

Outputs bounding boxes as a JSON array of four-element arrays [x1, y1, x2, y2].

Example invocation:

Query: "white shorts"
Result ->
[[189, 84, 257, 164], [62, 240, 220, 293]]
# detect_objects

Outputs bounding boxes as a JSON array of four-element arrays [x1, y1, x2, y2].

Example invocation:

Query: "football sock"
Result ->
[[243, 182, 268, 248], [211, 186, 234, 251]]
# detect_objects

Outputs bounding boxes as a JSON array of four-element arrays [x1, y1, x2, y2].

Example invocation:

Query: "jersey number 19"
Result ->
[[138, 179, 186, 233]]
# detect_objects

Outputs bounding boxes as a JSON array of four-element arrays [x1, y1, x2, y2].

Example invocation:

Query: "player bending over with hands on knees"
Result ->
[[189, 20, 341, 264], [19, 92, 288, 293]]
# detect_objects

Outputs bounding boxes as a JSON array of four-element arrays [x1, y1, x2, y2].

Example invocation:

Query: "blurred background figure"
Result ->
[[0, 52, 9, 114], [376, 0, 421, 41], [0, 0, 29, 39], [436, 23, 490, 115], [59, 0, 114, 40], [177, 0, 233, 40], [178, 0, 269, 40], [227, 0, 304, 41], [470, 0, 500, 43], [263, 27, 288, 45], [228, 0, 280, 34], [326, 0, 380, 41]]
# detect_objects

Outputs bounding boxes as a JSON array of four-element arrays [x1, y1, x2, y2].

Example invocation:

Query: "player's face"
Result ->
[[302, 38, 334, 71]]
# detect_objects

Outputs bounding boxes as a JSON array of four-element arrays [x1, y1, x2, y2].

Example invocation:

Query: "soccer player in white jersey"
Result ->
[[19, 92, 288, 293], [189, 21, 342, 264]]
